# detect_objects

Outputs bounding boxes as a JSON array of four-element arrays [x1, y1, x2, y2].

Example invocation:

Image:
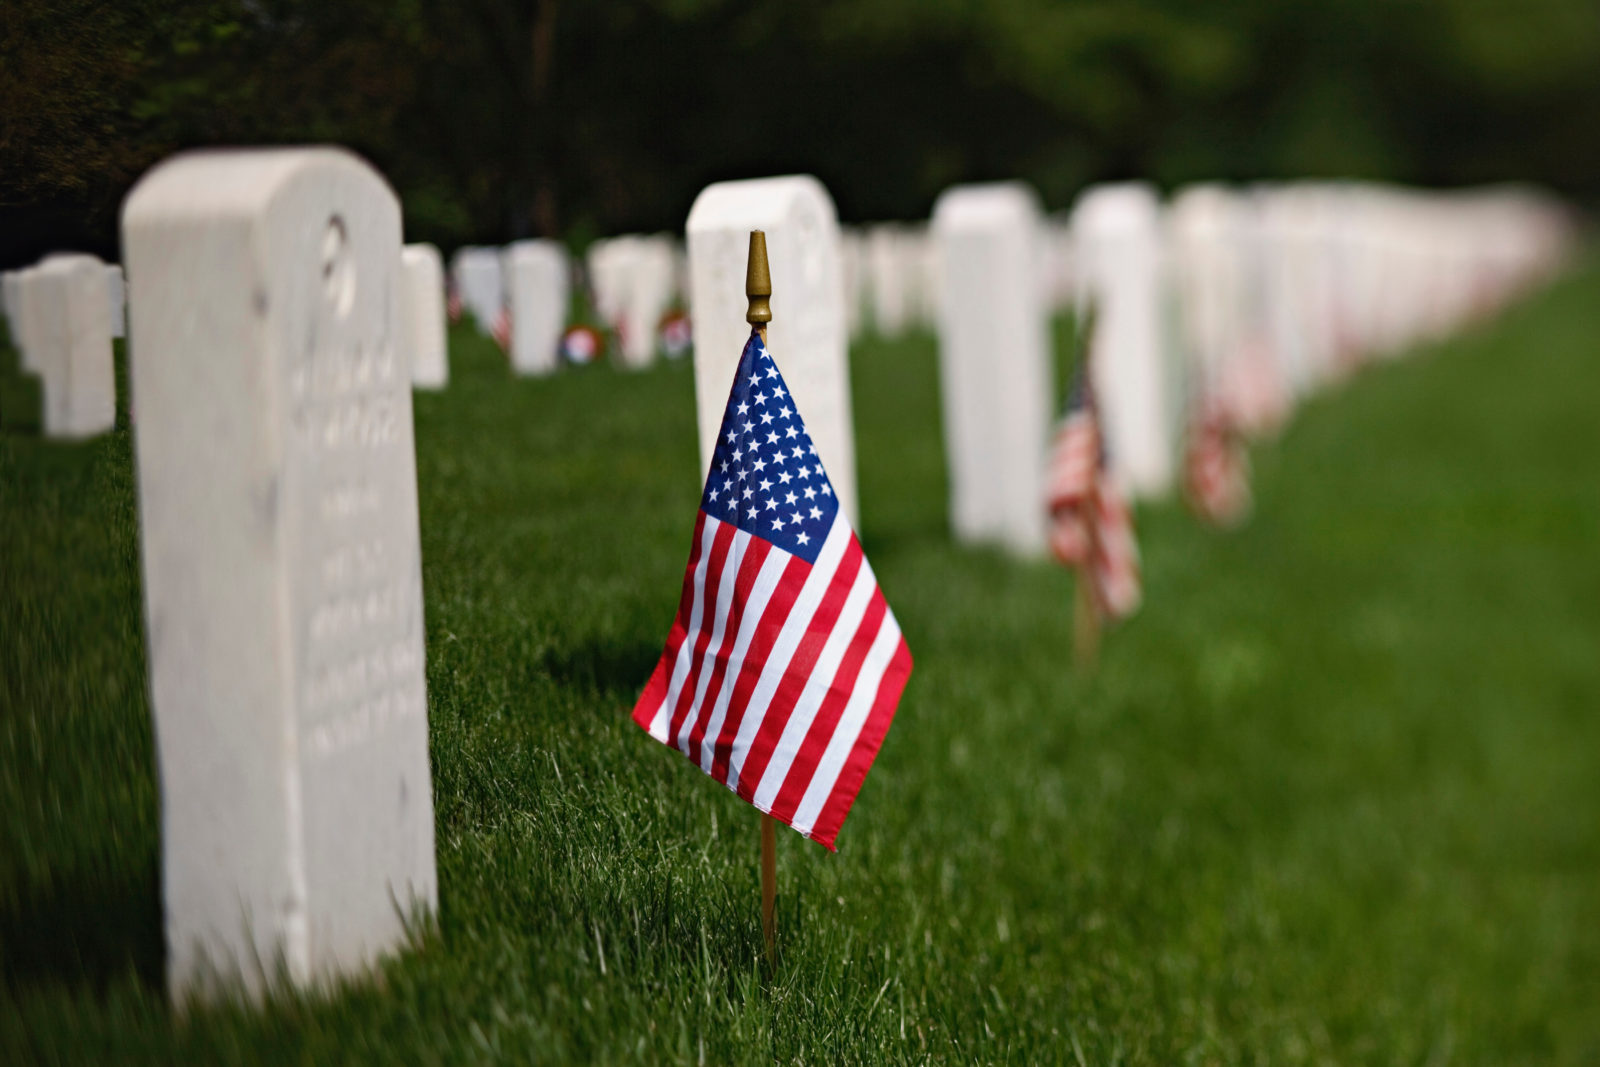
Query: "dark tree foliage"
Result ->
[[2, 0, 1597, 262]]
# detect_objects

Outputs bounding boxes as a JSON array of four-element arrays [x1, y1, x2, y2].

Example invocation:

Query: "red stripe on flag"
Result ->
[[681, 536, 774, 767], [631, 511, 709, 731], [665, 520, 739, 744], [705, 552, 811, 784], [730, 539, 865, 803], [765, 590, 889, 826], [808, 635, 914, 850]]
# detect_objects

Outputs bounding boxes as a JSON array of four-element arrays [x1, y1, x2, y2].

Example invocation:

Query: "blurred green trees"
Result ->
[[3, 0, 1596, 255]]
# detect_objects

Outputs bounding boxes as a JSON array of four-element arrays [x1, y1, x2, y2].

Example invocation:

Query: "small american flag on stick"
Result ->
[[1046, 319, 1141, 622], [490, 305, 512, 354], [1183, 396, 1252, 527], [446, 283, 463, 324], [633, 294, 911, 852]]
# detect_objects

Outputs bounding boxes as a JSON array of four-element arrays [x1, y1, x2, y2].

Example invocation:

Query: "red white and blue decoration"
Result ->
[[633, 329, 912, 849]]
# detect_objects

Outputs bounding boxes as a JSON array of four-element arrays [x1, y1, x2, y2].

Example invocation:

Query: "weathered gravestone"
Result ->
[[122, 147, 436, 1002], [622, 235, 678, 368], [4, 268, 37, 369], [587, 234, 678, 368], [502, 239, 569, 376], [449, 246, 503, 336], [931, 182, 1053, 556], [401, 243, 449, 389], [28, 253, 117, 439], [865, 224, 911, 339], [1071, 182, 1176, 499], [1169, 185, 1246, 402], [686, 175, 859, 527]]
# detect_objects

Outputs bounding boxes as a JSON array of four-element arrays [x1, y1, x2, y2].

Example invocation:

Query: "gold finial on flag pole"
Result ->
[[746, 229, 772, 345], [746, 229, 780, 965]]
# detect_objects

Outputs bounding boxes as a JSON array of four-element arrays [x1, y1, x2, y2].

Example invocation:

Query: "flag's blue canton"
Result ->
[[699, 330, 838, 565]]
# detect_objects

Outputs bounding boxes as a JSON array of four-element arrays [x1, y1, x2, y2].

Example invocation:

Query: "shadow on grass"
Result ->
[[539, 638, 661, 700], [1, 863, 163, 995]]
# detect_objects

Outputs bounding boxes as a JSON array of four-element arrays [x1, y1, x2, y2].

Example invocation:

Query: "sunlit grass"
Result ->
[[3, 258, 1598, 1062]]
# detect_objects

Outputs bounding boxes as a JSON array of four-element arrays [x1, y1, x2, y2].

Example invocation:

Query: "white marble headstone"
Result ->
[[865, 225, 911, 339], [1070, 183, 1175, 499], [122, 147, 436, 1002], [6, 267, 41, 373], [449, 246, 503, 336], [931, 182, 1053, 556], [1168, 185, 1246, 395], [685, 175, 858, 527], [502, 239, 568, 376], [29, 253, 116, 438], [401, 243, 449, 389]]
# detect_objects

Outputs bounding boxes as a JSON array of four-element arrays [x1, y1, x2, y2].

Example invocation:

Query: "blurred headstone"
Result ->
[[4, 267, 40, 370], [588, 234, 678, 368], [401, 243, 448, 389], [865, 224, 911, 338], [29, 253, 116, 438], [502, 239, 568, 376], [931, 182, 1052, 556], [1071, 183, 1175, 499], [122, 147, 437, 1003], [449, 246, 502, 336], [686, 175, 858, 527]]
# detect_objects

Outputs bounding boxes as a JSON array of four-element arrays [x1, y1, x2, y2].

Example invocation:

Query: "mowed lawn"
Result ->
[[3, 256, 1599, 1064]]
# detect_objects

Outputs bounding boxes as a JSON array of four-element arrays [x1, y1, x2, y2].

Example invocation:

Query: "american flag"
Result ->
[[1046, 366, 1142, 621], [1183, 397, 1252, 527], [490, 305, 512, 354], [633, 329, 912, 850], [446, 283, 463, 324]]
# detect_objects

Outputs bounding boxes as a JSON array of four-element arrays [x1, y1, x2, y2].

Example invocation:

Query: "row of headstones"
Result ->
[[0, 236, 685, 427], [92, 146, 1569, 1004], [841, 180, 1570, 357], [445, 234, 685, 376], [840, 180, 1572, 552], [1, 255, 125, 437]]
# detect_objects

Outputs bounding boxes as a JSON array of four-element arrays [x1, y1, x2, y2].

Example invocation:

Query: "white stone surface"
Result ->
[[502, 239, 568, 376], [1070, 183, 1175, 499], [449, 246, 503, 336], [685, 175, 858, 527], [29, 253, 116, 438], [5, 267, 41, 373], [587, 234, 679, 368], [401, 243, 448, 389], [122, 146, 436, 1002], [1168, 185, 1246, 394], [865, 224, 911, 338], [931, 182, 1053, 555], [839, 229, 866, 340]]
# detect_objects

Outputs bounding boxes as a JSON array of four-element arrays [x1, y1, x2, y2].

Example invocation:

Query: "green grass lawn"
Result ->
[[3, 258, 1599, 1064]]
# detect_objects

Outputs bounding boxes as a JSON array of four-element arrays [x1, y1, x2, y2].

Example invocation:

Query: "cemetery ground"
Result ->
[[3, 260, 1599, 1064]]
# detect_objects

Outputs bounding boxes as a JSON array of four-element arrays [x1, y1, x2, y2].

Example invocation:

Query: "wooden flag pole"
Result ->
[[1073, 307, 1103, 671], [1073, 506, 1102, 670], [746, 230, 779, 965]]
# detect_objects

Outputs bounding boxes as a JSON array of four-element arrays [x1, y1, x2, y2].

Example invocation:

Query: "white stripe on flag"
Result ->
[[789, 610, 903, 838], [675, 530, 751, 754], [647, 518, 719, 740], [696, 545, 792, 774], [749, 558, 879, 810], [725, 519, 850, 794]]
